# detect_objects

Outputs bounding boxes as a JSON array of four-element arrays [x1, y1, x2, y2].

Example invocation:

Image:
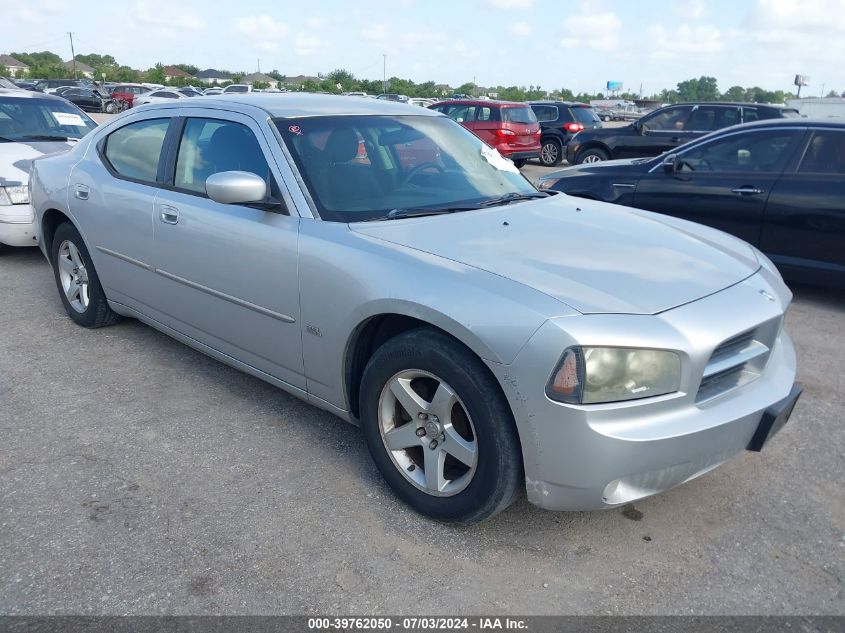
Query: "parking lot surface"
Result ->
[[1, 237, 843, 615]]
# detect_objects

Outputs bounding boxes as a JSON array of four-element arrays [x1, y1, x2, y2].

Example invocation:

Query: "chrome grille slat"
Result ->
[[696, 320, 780, 404]]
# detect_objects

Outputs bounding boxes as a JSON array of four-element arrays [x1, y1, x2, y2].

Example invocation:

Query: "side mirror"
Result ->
[[206, 171, 267, 205], [662, 154, 678, 174]]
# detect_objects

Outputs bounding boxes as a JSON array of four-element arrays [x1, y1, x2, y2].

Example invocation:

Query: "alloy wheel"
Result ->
[[541, 142, 559, 166], [57, 240, 90, 313], [378, 369, 478, 496], [582, 154, 603, 163]]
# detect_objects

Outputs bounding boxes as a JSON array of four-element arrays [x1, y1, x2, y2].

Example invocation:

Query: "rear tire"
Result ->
[[577, 147, 609, 164], [359, 328, 523, 524], [539, 138, 562, 167], [50, 222, 120, 328]]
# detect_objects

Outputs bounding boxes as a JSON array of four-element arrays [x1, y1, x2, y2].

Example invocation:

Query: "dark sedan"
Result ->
[[565, 102, 799, 165], [59, 87, 116, 113], [539, 119, 845, 288]]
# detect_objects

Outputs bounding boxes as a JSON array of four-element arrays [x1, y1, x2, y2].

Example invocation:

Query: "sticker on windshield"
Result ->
[[288, 125, 302, 136], [51, 112, 86, 126], [480, 145, 520, 174]]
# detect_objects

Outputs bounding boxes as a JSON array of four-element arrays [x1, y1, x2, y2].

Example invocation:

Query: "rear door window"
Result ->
[[571, 106, 600, 124], [102, 118, 170, 183], [531, 105, 558, 122], [501, 106, 537, 124], [678, 130, 798, 173], [798, 130, 845, 174]]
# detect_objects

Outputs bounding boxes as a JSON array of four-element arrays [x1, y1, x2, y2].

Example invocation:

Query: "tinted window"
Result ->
[[501, 106, 537, 124], [644, 106, 694, 131], [225, 85, 249, 93], [477, 106, 495, 121], [174, 118, 270, 194], [0, 96, 97, 141], [444, 104, 477, 123], [678, 130, 796, 173], [571, 106, 600, 124], [798, 130, 845, 174], [532, 105, 558, 122], [687, 106, 740, 132], [103, 118, 170, 183]]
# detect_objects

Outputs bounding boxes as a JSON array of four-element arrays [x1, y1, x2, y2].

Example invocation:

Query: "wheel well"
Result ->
[[41, 209, 72, 256], [345, 314, 431, 419], [578, 142, 611, 158]]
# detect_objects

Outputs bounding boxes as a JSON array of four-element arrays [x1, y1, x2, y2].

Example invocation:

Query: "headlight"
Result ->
[[0, 186, 30, 205], [546, 346, 681, 404], [537, 178, 559, 190]]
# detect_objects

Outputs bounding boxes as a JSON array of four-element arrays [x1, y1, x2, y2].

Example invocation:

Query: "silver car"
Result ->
[[30, 95, 801, 523]]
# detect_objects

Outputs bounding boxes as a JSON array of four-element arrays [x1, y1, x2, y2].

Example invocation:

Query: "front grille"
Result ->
[[696, 318, 782, 404]]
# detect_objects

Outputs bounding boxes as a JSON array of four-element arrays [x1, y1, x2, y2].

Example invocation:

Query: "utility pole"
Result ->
[[257, 58, 261, 73], [821, 82, 826, 97], [382, 53, 387, 94], [68, 32, 77, 79]]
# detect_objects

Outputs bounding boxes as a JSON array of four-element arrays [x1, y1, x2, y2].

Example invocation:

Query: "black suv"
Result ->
[[566, 102, 799, 164], [529, 101, 602, 166], [33, 79, 89, 93]]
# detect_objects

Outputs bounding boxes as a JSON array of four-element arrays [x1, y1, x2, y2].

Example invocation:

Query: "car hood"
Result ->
[[0, 141, 77, 185], [351, 195, 760, 315]]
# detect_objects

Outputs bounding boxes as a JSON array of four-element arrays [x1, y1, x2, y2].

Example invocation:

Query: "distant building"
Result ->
[[242, 72, 278, 88], [284, 74, 319, 89], [195, 68, 232, 85], [1, 54, 29, 77], [164, 65, 193, 81], [64, 59, 95, 79]]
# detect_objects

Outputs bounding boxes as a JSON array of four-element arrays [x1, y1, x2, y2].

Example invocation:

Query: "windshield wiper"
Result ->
[[19, 134, 76, 142], [479, 192, 549, 207], [363, 206, 475, 221]]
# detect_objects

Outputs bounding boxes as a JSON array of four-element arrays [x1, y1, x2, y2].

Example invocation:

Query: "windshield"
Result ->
[[226, 85, 248, 93], [275, 115, 538, 222], [572, 106, 600, 124], [500, 106, 537, 124], [0, 97, 96, 141]]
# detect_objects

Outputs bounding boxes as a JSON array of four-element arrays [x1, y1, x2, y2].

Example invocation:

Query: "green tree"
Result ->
[[145, 63, 166, 84], [176, 64, 199, 77], [327, 68, 356, 91], [456, 82, 475, 96], [721, 85, 746, 102]]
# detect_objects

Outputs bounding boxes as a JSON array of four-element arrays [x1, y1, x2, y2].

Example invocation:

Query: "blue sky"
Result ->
[[4, 0, 844, 95]]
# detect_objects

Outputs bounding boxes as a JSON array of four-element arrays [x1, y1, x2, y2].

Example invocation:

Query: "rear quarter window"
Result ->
[[102, 118, 170, 183]]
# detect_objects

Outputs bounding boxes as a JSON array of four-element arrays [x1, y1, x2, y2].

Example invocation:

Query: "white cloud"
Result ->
[[486, 0, 534, 8], [646, 23, 724, 58], [235, 15, 289, 52], [361, 23, 388, 42], [134, 1, 206, 36], [509, 21, 533, 37], [560, 11, 621, 52], [16, 0, 65, 22], [673, 0, 706, 19], [294, 33, 325, 57]]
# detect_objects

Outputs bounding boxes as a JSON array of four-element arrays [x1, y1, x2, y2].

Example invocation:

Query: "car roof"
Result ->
[[0, 88, 66, 101], [528, 100, 592, 107], [725, 117, 845, 130], [430, 98, 529, 108], [165, 93, 444, 118]]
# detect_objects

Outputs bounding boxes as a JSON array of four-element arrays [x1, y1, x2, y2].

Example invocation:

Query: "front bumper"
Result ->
[[489, 269, 798, 511], [0, 204, 37, 247]]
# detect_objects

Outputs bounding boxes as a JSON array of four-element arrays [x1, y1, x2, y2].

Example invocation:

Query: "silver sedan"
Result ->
[[29, 94, 801, 523]]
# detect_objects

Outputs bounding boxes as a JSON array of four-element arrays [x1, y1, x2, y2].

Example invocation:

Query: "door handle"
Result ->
[[670, 136, 681, 143], [74, 184, 89, 200], [159, 205, 179, 224], [731, 187, 764, 196]]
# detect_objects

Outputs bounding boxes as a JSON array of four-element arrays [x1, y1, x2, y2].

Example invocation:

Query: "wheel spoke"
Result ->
[[67, 242, 82, 267], [443, 424, 476, 467], [65, 281, 79, 303], [429, 382, 457, 422], [383, 421, 423, 451], [423, 447, 447, 492], [58, 256, 75, 276], [389, 377, 428, 418]]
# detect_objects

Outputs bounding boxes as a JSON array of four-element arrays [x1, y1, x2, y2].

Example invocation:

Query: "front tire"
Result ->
[[539, 138, 562, 167], [577, 147, 609, 164], [359, 328, 523, 524], [51, 222, 120, 328]]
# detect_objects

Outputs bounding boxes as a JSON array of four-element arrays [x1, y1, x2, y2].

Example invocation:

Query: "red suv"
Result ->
[[429, 99, 540, 167], [109, 84, 152, 107]]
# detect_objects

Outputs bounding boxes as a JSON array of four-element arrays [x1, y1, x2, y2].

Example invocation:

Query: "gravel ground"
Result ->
[[0, 244, 843, 616]]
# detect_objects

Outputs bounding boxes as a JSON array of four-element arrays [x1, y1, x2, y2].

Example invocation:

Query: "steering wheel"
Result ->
[[402, 162, 444, 186]]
